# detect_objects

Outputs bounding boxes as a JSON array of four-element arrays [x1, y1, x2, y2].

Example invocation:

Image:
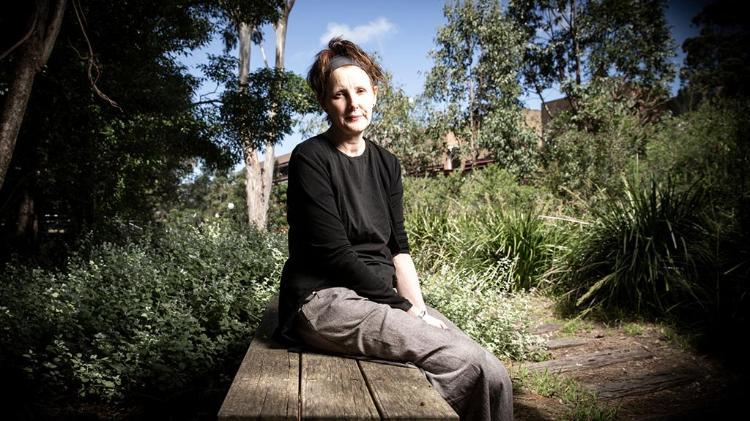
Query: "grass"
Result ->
[[404, 167, 566, 291], [559, 318, 595, 336], [513, 367, 619, 420], [622, 322, 644, 336], [657, 323, 702, 353]]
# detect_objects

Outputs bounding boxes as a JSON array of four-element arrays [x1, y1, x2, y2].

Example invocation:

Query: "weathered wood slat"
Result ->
[[525, 348, 652, 374], [301, 353, 380, 420], [220, 295, 457, 420], [545, 337, 590, 350], [358, 360, 458, 421], [586, 371, 697, 399], [218, 298, 299, 421], [532, 322, 562, 335]]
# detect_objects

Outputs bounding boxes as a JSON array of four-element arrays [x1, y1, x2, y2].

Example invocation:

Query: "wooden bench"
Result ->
[[218, 297, 458, 420]]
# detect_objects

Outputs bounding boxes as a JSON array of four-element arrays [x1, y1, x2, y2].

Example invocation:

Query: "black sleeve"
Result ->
[[387, 158, 410, 255], [288, 147, 412, 311]]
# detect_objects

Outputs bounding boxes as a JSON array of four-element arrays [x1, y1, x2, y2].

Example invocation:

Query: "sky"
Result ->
[[179, 0, 713, 158]]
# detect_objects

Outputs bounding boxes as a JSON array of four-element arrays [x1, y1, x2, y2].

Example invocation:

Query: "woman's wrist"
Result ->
[[409, 306, 427, 319]]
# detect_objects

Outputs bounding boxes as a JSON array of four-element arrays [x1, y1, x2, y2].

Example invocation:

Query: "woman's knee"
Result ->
[[483, 351, 512, 396], [461, 345, 511, 391]]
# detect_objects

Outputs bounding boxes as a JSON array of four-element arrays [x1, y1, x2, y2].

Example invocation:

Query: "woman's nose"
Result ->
[[347, 92, 359, 109]]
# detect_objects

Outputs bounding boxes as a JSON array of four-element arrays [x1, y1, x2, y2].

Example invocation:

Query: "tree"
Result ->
[[260, 0, 296, 226], [680, 0, 750, 101], [207, 0, 313, 229], [0, 0, 67, 192], [425, 0, 535, 176], [509, 0, 675, 115], [366, 74, 434, 173], [0, 0, 230, 255]]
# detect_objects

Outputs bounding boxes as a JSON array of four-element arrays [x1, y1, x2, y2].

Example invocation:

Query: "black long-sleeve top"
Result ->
[[277, 134, 412, 341]]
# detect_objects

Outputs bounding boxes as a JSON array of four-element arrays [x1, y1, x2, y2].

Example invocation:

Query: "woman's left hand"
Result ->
[[422, 313, 448, 330], [408, 306, 447, 329]]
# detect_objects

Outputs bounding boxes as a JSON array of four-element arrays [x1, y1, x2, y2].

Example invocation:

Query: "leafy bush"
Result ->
[[0, 219, 285, 415], [418, 259, 546, 361], [542, 78, 661, 199], [644, 99, 749, 203], [631, 100, 748, 334]]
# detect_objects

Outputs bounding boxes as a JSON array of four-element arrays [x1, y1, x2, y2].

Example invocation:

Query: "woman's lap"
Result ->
[[293, 287, 513, 420], [295, 287, 476, 363]]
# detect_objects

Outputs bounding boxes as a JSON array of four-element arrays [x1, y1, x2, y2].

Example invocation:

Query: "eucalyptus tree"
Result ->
[[425, 0, 536, 176], [366, 74, 435, 174], [261, 0, 296, 228], [206, 0, 313, 229], [508, 0, 675, 115]]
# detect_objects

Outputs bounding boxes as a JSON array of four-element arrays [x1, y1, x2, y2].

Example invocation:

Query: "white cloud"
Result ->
[[319, 17, 396, 45]]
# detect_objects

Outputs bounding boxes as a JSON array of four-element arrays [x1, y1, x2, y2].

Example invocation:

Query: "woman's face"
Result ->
[[322, 65, 378, 139]]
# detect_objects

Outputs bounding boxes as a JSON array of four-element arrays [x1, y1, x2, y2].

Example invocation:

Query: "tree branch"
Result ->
[[72, 0, 121, 110], [0, 3, 39, 61], [191, 99, 223, 106]]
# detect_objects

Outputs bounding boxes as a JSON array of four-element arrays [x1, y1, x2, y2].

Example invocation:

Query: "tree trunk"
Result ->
[[240, 1, 295, 229], [0, 0, 67, 191], [259, 0, 295, 220], [16, 187, 38, 242], [238, 22, 265, 228], [274, 0, 294, 69], [572, 0, 581, 87], [244, 144, 265, 228]]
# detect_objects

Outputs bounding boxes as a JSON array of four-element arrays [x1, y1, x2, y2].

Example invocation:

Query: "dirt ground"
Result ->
[[510, 295, 747, 420]]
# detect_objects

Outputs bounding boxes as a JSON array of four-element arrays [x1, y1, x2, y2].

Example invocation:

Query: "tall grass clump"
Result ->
[[465, 207, 565, 290], [404, 165, 566, 290], [555, 178, 713, 319], [0, 219, 285, 417]]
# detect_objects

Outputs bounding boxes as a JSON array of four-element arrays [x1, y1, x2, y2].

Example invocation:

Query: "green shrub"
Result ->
[[418, 260, 546, 361], [0, 219, 285, 412], [644, 99, 749, 203], [542, 78, 661, 200]]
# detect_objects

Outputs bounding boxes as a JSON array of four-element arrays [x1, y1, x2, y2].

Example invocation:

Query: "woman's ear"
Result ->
[[372, 85, 378, 105]]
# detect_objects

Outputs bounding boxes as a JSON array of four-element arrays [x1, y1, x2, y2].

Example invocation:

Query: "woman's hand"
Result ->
[[408, 306, 447, 329], [422, 313, 448, 330]]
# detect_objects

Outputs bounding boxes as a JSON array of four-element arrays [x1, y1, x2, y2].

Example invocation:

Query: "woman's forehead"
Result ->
[[328, 65, 373, 88]]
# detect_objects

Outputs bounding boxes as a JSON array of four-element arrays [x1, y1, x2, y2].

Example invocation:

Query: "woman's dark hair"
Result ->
[[307, 37, 385, 102]]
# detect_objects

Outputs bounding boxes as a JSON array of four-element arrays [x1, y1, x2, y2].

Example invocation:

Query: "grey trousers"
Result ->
[[294, 287, 513, 421]]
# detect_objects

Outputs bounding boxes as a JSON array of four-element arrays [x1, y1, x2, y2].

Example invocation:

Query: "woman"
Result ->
[[277, 37, 513, 421]]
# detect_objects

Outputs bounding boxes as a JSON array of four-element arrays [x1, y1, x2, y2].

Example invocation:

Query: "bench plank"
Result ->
[[219, 296, 458, 420], [358, 360, 459, 420], [302, 353, 380, 420], [218, 298, 299, 421]]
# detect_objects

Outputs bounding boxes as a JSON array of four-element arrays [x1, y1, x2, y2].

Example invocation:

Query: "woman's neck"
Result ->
[[326, 128, 365, 156]]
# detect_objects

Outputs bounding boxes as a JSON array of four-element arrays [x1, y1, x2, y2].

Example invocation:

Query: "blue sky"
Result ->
[[180, 0, 711, 157]]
